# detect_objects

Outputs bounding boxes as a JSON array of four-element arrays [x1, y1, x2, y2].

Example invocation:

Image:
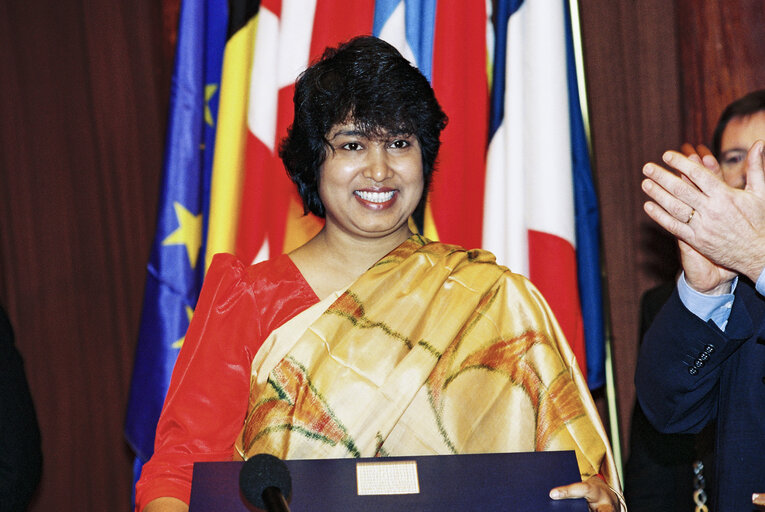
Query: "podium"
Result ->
[[189, 450, 589, 511]]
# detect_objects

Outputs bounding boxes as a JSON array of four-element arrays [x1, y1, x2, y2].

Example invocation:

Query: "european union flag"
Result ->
[[124, 0, 228, 490]]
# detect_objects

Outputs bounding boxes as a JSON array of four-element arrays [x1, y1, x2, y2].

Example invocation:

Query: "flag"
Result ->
[[483, 0, 605, 388], [565, 0, 605, 389], [234, 0, 376, 263], [204, 0, 261, 262], [372, 2, 488, 245], [124, 0, 256, 490]]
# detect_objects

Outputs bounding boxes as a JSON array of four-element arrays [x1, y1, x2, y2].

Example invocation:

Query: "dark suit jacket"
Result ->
[[624, 283, 701, 512], [636, 281, 765, 511], [0, 306, 42, 511]]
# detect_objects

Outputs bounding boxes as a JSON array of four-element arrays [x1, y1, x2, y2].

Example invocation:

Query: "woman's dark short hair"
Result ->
[[712, 89, 765, 158], [279, 35, 448, 218]]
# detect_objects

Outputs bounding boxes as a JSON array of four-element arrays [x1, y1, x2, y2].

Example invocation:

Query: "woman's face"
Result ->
[[318, 122, 424, 241]]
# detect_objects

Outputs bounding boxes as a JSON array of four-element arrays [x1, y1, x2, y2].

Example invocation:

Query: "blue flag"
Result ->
[[373, 0, 436, 81], [564, 0, 605, 389], [124, 0, 228, 489]]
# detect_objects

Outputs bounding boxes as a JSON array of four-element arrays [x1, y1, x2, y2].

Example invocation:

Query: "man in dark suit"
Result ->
[[625, 282, 713, 512], [637, 90, 765, 511], [0, 304, 43, 511]]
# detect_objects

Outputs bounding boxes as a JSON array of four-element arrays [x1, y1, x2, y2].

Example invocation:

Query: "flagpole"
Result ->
[[567, 0, 624, 485]]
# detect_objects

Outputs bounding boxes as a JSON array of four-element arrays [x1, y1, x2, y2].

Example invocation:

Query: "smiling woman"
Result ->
[[279, 36, 446, 225], [135, 36, 623, 512]]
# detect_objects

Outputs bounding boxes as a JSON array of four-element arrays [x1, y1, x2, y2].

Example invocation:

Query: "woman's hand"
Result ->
[[549, 475, 621, 512], [142, 497, 188, 512], [754, 492, 765, 509]]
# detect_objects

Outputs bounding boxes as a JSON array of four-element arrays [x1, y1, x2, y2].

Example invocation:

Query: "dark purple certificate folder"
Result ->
[[189, 451, 588, 511]]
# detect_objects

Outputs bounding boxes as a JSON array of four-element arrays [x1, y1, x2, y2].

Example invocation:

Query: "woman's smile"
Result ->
[[353, 188, 397, 208]]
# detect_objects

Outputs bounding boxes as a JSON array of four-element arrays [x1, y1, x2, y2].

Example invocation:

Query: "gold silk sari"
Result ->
[[234, 235, 618, 489]]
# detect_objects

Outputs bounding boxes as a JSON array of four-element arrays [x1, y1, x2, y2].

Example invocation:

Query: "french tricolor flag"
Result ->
[[483, 0, 605, 388]]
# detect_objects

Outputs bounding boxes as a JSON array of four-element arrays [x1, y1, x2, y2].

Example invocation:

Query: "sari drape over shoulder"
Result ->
[[235, 236, 618, 489]]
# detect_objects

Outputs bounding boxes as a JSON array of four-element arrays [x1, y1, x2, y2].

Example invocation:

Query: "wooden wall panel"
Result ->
[[0, 1, 169, 509], [578, 0, 683, 456], [675, 0, 765, 145]]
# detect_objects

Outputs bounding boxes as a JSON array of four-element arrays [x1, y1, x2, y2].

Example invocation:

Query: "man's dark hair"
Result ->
[[712, 89, 765, 157], [279, 35, 448, 218]]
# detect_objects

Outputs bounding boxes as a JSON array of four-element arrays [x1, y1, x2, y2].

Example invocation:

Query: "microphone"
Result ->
[[239, 453, 292, 512]]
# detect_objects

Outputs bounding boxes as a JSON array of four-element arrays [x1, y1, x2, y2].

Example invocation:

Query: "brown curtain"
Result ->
[[675, 0, 765, 145], [578, 0, 684, 452], [0, 1, 762, 509], [0, 1, 169, 509]]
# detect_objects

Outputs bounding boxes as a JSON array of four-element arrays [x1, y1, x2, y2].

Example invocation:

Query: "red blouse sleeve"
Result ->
[[135, 253, 317, 510]]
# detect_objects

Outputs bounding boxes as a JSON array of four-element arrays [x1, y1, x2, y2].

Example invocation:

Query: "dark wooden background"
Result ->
[[1, 1, 763, 509]]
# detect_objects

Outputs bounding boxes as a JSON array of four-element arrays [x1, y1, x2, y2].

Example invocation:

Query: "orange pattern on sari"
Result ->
[[234, 236, 619, 490]]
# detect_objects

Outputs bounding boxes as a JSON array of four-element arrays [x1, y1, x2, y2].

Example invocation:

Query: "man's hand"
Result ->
[[642, 140, 765, 284], [674, 143, 737, 293]]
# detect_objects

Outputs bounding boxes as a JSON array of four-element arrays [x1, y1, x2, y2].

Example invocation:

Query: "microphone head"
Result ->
[[239, 453, 292, 509]]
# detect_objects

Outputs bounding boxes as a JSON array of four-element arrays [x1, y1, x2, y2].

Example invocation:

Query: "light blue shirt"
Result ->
[[678, 268, 765, 331]]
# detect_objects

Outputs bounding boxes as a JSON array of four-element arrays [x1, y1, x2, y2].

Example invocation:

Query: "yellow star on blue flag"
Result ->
[[162, 202, 203, 268], [205, 84, 219, 127], [171, 305, 194, 349]]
